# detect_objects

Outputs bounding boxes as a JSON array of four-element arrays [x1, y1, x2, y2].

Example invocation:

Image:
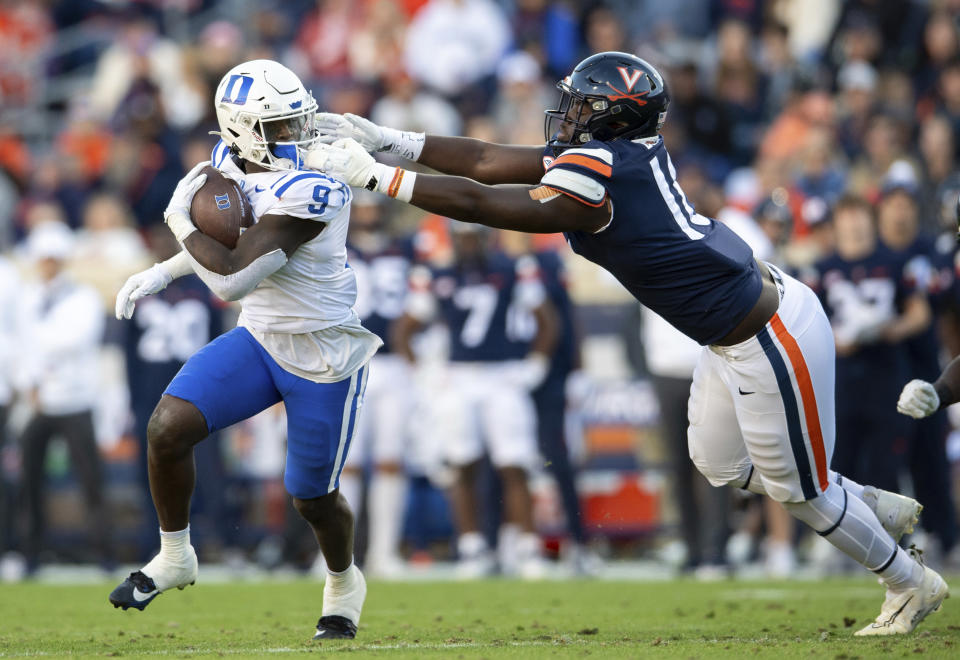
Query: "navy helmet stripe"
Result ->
[[756, 327, 819, 500]]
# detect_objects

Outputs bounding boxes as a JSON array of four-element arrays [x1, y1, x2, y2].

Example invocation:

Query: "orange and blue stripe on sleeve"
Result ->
[[548, 147, 614, 178]]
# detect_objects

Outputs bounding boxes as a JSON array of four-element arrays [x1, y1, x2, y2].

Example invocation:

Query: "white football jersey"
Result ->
[[210, 141, 382, 382], [213, 140, 356, 333]]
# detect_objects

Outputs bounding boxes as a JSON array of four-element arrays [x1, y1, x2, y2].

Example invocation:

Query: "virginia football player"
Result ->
[[308, 51, 947, 635], [111, 60, 380, 641]]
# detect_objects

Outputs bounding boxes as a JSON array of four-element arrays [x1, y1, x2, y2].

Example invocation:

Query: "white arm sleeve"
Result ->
[[158, 250, 195, 280], [185, 249, 288, 302]]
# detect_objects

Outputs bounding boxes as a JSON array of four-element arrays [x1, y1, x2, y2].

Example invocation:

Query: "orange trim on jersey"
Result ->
[[542, 185, 608, 208], [770, 313, 829, 492], [551, 154, 612, 178]]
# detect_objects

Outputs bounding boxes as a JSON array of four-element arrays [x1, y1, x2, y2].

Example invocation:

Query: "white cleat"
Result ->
[[862, 486, 923, 542], [854, 566, 949, 636]]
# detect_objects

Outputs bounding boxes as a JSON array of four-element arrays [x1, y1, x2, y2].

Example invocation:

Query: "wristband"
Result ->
[[165, 210, 197, 243], [381, 127, 425, 162], [368, 165, 417, 203]]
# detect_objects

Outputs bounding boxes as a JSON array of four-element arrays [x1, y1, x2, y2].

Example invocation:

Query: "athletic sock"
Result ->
[[874, 546, 924, 591], [783, 483, 922, 590], [458, 531, 489, 559], [141, 525, 193, 590], [326, 560, 356, 589], [366, 471, 407, 567], [157, 526, 190, 562], [497, 524, 521, 575], [323, 560, 364, 623], [830, 470, 865, 500]]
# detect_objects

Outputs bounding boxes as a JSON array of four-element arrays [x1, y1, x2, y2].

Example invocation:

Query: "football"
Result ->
[[189, 165, 255, 249]]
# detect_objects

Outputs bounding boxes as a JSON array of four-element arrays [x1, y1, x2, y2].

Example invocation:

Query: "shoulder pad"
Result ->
[[549, 146, 613, 179]]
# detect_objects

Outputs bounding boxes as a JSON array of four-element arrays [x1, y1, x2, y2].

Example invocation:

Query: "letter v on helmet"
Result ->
[[617, 66, 643, 92]]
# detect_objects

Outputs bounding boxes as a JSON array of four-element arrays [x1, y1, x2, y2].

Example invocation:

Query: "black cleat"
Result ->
[[109, 571, 160, 611], [313, 615, 358, 640]]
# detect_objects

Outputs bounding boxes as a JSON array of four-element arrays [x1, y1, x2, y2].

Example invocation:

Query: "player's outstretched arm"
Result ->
[[408, 174, 608, 233], [315, 112, 544, 185], [307, 139, 609, 234], [417, 137, 547, 185]]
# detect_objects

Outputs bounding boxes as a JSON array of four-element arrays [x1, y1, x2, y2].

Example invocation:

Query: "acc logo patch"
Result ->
[[215, 194, 231, 210]]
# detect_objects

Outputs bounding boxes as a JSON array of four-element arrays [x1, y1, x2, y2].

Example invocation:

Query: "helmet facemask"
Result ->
[[226, 104, 318, 171], [257, 107, 318, 169], [544, 79, 606, 153]]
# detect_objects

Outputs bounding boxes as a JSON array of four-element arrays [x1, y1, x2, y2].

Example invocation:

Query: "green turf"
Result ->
[[1, 577, 958, 658]]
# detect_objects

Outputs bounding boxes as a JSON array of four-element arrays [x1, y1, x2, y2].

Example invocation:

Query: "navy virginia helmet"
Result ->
[[545, 51, 670, 153]]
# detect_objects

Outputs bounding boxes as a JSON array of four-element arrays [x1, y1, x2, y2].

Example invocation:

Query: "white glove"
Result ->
[[315, 112, 387, 152], [164, 160, 210, 242], [305, 138, 390, 186], [115, 263, 173, 320], [315, 113, 426, 161], [897, 379, 940, 419]]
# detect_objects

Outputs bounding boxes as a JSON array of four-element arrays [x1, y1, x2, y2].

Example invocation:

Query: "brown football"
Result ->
[[189, 166, 255, 249]]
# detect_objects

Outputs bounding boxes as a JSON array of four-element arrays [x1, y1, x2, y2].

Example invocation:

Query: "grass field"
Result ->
[[1, 576, 958, 658]]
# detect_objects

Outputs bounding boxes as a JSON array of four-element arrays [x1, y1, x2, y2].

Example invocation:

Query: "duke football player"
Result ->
[[110, 60, 379, 641], [308, 51, 948, 635]]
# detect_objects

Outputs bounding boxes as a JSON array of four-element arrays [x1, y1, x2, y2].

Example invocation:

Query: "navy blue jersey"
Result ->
[[895, 234, 952, 380], [346, 237, 415, 354], [506, 250, 577, 381], [808, 246, 912, 396], [124, 275, 224, 419], [413, 251, 546, 362], [540, 137, 761, 345]]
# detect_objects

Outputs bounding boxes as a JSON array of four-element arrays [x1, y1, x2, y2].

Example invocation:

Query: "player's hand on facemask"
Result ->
[[315, 113, 425, 161], [306, 138, 386, 189], [115, 264, 174, 320], [164, 161, 209, 242], [315, 113, 388, 152], [897, 379, 940, 419]]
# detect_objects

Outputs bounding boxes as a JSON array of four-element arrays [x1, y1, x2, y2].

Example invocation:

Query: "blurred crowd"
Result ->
[[4, 0, 960, 580]]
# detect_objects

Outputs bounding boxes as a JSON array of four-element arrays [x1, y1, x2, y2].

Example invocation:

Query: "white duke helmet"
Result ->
[[213, 60, 318, 171]]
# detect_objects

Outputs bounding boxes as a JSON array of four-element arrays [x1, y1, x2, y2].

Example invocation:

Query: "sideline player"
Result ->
[[340, 193, 416, 577], [393, 221, 557, 578], [898, 197, 960, 421], [807, 195, 930, 495], [307, 51, 947, 635], [109, 60, 380, 640]]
